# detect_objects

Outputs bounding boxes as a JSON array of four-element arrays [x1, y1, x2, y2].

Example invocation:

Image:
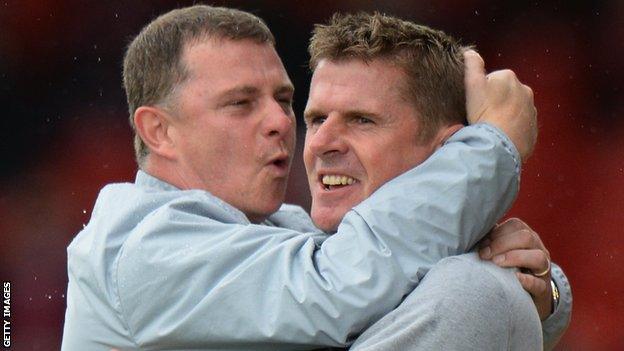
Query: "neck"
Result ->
[[143, 156, 195, 190]]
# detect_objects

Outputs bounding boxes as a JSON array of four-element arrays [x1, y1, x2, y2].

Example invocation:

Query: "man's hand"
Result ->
[[478, 218, 553, 320], [464, 50, 538, 162]]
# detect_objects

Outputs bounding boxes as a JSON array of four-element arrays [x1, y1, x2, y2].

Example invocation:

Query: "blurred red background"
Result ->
[[1, 1, 622, 349]]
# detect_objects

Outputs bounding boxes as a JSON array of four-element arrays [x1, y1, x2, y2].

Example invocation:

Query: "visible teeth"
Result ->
[[322, 175, 356, 186]]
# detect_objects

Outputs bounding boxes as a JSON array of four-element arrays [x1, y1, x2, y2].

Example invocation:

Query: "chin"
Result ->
[[246, 198, 284, 224], [311, 212, 341, 233], [316, 222, 339, 233]]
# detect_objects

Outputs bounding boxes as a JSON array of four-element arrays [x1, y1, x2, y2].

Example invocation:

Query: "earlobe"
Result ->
[[133, 106, 176, 159], [434, 123, 464, 150]]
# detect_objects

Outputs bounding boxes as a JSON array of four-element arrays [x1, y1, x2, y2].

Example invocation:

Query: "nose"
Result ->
[[263, 99, 295, 138], [305, 114, 348, 157]]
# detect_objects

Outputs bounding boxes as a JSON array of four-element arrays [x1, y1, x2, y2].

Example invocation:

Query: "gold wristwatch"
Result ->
[[550, 279, 560, 314]]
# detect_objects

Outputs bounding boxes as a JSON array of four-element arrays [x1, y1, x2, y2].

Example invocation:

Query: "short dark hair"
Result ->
[[123, 5, 275, 165], [309, 12, 471, 142]]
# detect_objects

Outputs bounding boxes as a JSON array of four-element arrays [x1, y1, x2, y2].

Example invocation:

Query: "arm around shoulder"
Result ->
[[114, 124, 523, 349]]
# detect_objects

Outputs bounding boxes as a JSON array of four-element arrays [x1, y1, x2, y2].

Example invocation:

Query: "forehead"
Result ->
[[181, 38, 292, 92], [306, 58, 411, 113]]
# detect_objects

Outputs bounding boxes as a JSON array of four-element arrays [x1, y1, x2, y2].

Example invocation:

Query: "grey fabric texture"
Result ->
[[350, 253, 543, 351]]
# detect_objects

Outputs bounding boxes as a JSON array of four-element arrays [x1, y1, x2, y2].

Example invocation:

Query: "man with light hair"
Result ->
[[61, 5, 570, 350], [304, 12, 570, 349]]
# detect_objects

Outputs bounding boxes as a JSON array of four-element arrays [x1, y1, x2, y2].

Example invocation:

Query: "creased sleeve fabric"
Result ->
[[542, 263, 573, 350]]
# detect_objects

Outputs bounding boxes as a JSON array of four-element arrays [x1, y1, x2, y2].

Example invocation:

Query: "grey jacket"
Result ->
[[61, 124, 570, 350]]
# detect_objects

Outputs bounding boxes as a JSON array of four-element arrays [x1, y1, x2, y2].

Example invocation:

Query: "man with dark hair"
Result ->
[[61, 5, 569, 350], [123, 6, 277, 167]]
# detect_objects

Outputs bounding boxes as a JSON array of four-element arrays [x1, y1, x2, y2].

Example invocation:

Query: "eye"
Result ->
[[277, 96, 293, 106], [277, 96, 294, 113], [305, 116, 326, 128], [229, 99, 250, 107], [355, 116, 374, 124]]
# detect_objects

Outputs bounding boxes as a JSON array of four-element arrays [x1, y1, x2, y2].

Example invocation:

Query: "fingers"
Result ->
[[463, 50, 487, 89], [479, 230, 543, 259], [463, 55, 538, 161], [515, 272, 553, 320], [480, 217, 554, 321], [489, 218, 529, 239], [523, 84, 534, 100], [489, 249, 550, 274], [486, 69, 517, 87], [479, 218, 548, 259], [463, 50, 487, 124], [515, 272, 549, 297]]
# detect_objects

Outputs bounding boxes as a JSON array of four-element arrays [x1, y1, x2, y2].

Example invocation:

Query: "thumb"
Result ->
[[463, 49, 487, 123]]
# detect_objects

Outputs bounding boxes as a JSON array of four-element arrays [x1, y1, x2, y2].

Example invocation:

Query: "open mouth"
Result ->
[[266, 155, 290, 176], [320, 174, 357, 191], [272, 158, 287, 168], [268, 154, 289, 169]]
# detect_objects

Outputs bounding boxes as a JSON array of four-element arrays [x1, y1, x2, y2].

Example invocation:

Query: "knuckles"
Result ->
[[504, 217, 529, 232], [463, 49, 485, 67]]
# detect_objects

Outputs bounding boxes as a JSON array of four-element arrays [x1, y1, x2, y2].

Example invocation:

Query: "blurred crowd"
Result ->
[[1, 1, 622, 349]]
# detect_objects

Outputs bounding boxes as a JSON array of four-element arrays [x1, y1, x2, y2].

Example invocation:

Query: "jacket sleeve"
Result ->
[[115, 123, 521, 350], [542, 263, 573, 350]]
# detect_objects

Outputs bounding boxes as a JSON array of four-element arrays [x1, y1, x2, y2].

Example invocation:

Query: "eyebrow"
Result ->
[[217, 86, 260, 100], [218, 84, 294, 100], [344, 109, 380, 119], [303, 107, 323, 121], [304, 108, 380, 121], [275, 84, 295, 95]]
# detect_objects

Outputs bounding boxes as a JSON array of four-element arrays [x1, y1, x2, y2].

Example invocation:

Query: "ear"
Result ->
[[433, 123, 464, 151], [133, 106, 176, 160]]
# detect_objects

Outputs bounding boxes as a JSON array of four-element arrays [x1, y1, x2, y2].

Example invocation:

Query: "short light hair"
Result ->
[[123, 5, 275, 165], [309, 12, 471, 142]]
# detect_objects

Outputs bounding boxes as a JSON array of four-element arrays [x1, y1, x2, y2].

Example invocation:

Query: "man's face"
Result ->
[[304, 59, 440, 232], [168, 39, 295, 222]]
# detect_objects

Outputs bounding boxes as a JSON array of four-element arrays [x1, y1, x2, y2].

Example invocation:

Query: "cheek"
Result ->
[[208, 138, 257, 178], [363, 155, 415, 196], [302, 143, 314, 173], [303, 154, 312, 176], [288, 124, 297, 145], [358, 147, 394, 194]]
